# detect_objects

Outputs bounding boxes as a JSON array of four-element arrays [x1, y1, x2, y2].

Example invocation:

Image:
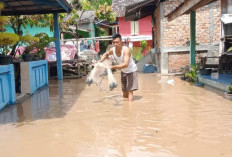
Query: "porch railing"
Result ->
[[21, 60, 49, 94], [0, 64, 16, 110]]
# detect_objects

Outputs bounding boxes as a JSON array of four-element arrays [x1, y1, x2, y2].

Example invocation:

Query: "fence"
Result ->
[[21, 60, 49, 94], [0, 64, 16, 110]]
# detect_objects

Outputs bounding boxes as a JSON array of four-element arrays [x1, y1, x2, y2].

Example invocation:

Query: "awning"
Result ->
[[1, 0, 72, 16], [125, 0, 157, 21], [221, 14, 232, 24]]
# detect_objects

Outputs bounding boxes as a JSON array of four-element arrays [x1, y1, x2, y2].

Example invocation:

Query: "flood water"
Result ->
[[0, 73, 232, 157]]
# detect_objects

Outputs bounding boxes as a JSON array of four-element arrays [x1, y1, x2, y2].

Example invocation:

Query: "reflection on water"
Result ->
[[0, 74, 232, 157], [0, 79, 81, 124], [58, 80, 64, 99], [0, 87, 50, 124]]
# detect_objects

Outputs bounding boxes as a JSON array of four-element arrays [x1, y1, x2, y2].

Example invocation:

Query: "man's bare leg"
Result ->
[[128, 91, 134, 101], [123, 92, 128, 98]]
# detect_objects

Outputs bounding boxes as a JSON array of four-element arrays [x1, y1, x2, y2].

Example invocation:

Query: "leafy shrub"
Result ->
[[185, 64, 199, 82], [131, 47, 143, 62], [0, 33, 20, 55], [140, 40, 148, 50], [228, 86, 232, 92]]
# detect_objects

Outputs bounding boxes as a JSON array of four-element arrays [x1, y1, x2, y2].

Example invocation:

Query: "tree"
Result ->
[[61, 0, 116, 38], [1, 14, 52, 57], [59, 0, 116, 56]]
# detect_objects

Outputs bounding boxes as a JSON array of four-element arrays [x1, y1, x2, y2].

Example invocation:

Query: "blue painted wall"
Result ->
[[29, 60, 49, 94], [0, 65, 16, 110], [5, 25, 54, 37]]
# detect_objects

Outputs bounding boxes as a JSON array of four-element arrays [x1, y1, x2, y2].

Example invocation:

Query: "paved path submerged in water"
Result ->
[[0, 73, 232, 157]]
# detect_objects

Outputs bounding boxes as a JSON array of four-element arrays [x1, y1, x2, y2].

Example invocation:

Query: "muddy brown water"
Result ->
[[0, 73, 232, 157]]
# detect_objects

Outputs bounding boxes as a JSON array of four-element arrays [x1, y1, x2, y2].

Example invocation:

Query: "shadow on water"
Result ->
[[0, 78, 87, 125]]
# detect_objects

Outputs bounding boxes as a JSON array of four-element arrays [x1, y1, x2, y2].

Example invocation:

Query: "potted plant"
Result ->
[[34, 33, 55, 60], [20, 34, 39, 62], [185, 64, 204, 86], [0, 32, 19, 65], [224, 85, 232, 100], [22, 45, 34, 61]]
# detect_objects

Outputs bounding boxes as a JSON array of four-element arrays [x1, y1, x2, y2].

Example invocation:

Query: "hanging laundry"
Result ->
[[95, 41, 100, 53]]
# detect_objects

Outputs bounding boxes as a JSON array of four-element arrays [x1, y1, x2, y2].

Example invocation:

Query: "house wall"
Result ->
[[5, 24, 54, 37], [162, 0, 220, 47], [119, 16, 152, 36], [153, 0, 221, 73], [119, 17, 131, 36], [154, 5, 161, 49], [139, 16, 152, 35]]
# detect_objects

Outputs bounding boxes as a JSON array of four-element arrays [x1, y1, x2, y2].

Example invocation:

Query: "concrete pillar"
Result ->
[[160, 2, 168, 74]]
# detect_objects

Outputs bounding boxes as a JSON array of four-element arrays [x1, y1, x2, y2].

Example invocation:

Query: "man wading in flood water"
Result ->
[[99, 33, 138, 101]]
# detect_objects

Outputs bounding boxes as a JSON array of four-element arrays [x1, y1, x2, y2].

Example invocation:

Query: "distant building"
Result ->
[[112, 0, 153, 53]]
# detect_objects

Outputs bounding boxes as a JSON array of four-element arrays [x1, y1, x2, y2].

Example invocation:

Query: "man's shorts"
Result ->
[[121, 71, 138, 92]]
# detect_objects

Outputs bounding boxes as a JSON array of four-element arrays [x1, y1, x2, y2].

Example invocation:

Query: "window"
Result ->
[[112, 26, 118, 34], [131, 21, 139, 35]]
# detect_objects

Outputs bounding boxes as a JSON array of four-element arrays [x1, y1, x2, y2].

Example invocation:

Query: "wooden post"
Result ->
[[190, 11, 196, 66], [53, 13, 63, 80]]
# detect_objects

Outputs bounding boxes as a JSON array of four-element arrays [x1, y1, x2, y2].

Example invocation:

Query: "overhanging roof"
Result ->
[[166, 0, 217, 22], [125, 0, 158, 21], [1, 0, 72, 16]]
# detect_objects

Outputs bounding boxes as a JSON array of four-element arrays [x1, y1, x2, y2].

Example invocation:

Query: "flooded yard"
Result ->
[[0, 73, 232, 157]]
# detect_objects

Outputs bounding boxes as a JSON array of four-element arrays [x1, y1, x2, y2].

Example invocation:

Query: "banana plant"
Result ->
[[185, 64, 200, 82]]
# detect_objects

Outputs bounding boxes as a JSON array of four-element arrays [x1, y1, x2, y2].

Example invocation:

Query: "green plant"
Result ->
[[140, 40, 148, 50], [34, 33, 55, 59], [95, 2, 116, 22], [0, 33, 19, 55], [227, 47, 232, 52], [185, 64, 200, 82], [20, 34, 39, 55], [228, 86, 232, 92], [131, 48, 143, 62]]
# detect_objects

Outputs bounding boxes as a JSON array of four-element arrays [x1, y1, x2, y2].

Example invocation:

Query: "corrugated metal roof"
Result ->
[[1, 0, 72, 16]]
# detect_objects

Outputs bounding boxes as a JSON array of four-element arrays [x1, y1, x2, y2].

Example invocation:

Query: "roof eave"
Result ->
[[166, 0, 217, 22], [1, 0, 72, 16], [125, 0, 157, 21]]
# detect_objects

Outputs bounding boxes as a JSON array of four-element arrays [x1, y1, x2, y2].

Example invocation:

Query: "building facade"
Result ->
[[125, 0, 221, 74]]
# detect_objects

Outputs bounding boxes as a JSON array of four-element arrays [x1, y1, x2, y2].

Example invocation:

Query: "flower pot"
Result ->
[[22, 54, 33, 62], [33, 56, 40, 61], [0, 55, 11, 65]]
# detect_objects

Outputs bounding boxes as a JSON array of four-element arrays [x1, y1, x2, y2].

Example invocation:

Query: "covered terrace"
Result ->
[[1, 0, 72, 80]]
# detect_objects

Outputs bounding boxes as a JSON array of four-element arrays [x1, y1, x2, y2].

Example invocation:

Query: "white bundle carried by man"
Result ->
[[86, 58, 117, 91]]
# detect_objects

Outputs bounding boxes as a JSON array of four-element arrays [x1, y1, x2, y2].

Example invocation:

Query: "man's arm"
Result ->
[[99, 48, 113, 62], [111, 47, 130, 70]]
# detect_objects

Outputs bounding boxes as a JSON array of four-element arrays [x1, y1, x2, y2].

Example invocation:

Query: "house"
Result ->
[[71, 11, 96, 38], [163, 0, 232, 92], [125, 0, 221, 74], [112, 0, 153, 54]]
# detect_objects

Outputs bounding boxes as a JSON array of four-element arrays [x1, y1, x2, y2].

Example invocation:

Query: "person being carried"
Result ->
[[99, 33, 138, 101]]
